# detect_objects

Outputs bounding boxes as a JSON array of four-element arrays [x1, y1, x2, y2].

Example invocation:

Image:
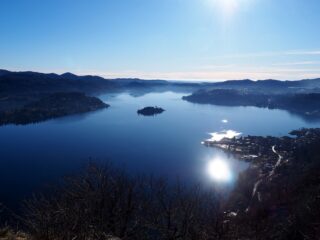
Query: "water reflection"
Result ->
[[203, 129, 244, 184], [207, 158, 232, 182], [206, 130, 242, 142]]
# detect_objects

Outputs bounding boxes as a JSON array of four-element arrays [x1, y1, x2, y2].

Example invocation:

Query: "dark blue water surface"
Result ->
[[1, 91, 320, 208]]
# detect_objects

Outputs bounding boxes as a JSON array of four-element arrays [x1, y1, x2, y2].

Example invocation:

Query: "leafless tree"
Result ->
[[21, 164, 224, 240]]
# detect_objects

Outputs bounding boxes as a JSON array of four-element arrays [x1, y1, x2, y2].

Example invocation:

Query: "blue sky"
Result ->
[[1, 0, 320, 81]]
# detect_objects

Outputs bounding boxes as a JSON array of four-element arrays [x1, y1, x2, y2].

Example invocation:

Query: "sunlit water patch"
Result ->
[[205, 130, 242, 142], [207, 158, 233, 182]]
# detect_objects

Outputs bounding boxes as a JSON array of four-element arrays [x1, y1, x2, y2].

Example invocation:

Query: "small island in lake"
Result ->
[[137, 106, 165, 116], [0, 92, 109, 125]]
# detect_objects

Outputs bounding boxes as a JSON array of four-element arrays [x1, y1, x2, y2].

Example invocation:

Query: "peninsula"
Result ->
[[0, 92, 109, 125], [183, 89, 320, 120], [203, 128, 320, 237]]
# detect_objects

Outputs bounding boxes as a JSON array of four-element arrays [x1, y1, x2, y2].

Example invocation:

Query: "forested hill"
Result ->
[[0, 70, 116, 94], [0, 69, 193, 95], [210, 78, 320, 89], [1, 69, 320, 96], [183, 89, 320, 120]]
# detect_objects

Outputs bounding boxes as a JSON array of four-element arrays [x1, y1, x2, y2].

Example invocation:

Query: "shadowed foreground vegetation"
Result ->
[[1, 129, 320, 239], [1, 165, 224, 240]]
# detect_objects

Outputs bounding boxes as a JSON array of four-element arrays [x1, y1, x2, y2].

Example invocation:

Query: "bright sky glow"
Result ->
[[207, 158, 232, 182], [1, 0, 320, 81], [216, 0, 239, 15], [208, 0, 250, 21]]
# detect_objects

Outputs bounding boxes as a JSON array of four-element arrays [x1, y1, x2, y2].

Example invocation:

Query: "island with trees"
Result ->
[[137, 106, 165, 116]]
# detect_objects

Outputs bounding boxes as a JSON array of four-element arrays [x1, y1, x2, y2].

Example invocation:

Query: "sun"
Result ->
[[216, 0, 239, 15], [207, 0, 252, 21]]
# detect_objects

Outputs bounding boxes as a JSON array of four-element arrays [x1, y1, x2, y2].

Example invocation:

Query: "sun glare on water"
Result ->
[[207, 130, 241, 142], [207, 158, 232, 182]]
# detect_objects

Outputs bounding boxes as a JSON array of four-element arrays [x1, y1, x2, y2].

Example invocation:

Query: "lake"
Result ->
[[1, 91, 320, 209]]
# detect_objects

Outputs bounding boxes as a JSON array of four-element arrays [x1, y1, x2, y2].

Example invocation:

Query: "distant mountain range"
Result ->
[[0, 69, 116, 95], [1, 69, 320, 121], [1, 68, 320, 106], [1, 69, 320, 95], [208, 78, 320, 93], [0, 69, 195, 94]]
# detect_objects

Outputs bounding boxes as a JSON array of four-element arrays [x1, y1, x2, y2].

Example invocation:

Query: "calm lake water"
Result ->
[[1, 91, 320, 208]]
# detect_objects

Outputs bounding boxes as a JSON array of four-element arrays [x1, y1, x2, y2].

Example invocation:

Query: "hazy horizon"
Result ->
[[3, 68, 320, 82]]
